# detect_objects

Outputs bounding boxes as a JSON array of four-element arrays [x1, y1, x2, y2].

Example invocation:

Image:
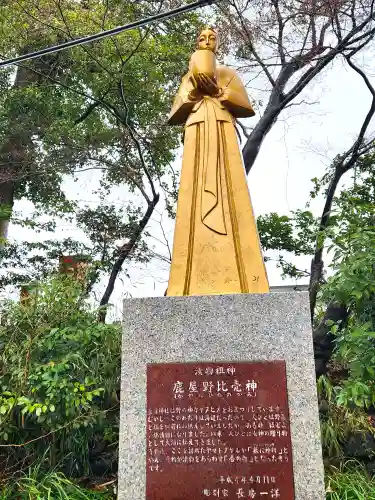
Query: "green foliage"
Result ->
[[76, 203, 151, 271], [326, 462, 375, 499], [0, 0, 200, 206], [318, 198, 375, 408], [330, 319, 375, 409], [0, 206, 154, 289], [256, 150, 375, 283], [0, 276, 121, 480], [0, 0, 203, 295], [258, 210, 317, 254], [317, 376, 373, 457], [1, 469, 113, 499], [257, 213, 295, 252], [0, 238, 92, 288], [257, 210, 317, 279], [324, 210, 375, 312]]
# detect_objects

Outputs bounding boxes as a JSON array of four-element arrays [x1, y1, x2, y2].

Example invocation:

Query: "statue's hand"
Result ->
[[188, 73, 200, 101], [197, 73, 220, 96]]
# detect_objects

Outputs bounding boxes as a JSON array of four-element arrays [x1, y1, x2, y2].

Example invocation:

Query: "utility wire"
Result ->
[[0, 0, 215, 68]]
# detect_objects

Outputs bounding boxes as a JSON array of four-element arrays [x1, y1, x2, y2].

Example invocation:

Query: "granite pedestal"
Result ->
[[119, 293, 325, 499]]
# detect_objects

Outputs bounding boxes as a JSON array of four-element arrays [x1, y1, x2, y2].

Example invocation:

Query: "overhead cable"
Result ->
[[0, 0, 215, 68]]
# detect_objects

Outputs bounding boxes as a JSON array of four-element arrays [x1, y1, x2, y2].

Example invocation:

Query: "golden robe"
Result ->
[[167, 65, 269, 296]]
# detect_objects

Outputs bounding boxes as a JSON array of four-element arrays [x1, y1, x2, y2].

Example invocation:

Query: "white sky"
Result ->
[[8, 48, 375, 319]]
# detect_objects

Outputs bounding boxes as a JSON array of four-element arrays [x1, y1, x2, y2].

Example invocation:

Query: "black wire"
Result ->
[[0, 0, 215, 68]]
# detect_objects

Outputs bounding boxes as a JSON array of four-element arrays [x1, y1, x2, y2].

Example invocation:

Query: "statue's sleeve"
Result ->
[[219, 70, 255, 118], [168, 74, 198, 125]]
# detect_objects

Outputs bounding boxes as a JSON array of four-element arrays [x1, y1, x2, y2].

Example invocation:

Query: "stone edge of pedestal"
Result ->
[[118, 293, 325, 500]]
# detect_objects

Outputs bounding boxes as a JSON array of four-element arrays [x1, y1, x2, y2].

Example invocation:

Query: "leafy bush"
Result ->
[[317, 376, 373, 458], [0, 276, 121, 483], [320, 211, 375, 409], [334, 321, 375, 409], [326, 462, 375, 499], [1, 469, 113, 499]]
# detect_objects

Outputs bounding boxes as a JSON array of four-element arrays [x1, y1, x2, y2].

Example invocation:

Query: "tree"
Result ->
[[0, 276, 121, 486], [0, 1, 202, 319], [214, 0, 375, 173], [259, 146, 375, 375], [322, 204, 375, 408], [307, 56, 375, 319], [238, 23, 375, 371]]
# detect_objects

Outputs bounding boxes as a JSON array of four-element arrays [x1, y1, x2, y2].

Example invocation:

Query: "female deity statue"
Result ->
[[167, 27, 269, 296]]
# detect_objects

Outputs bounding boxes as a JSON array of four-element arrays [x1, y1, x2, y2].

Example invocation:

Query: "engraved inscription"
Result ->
[[146, 361, 295, 500]]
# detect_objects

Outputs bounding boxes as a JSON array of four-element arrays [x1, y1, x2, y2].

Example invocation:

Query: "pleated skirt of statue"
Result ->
[[167, 99, 269, 296]]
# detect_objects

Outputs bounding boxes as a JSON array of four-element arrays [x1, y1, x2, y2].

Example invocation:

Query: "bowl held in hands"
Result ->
[[190, 50, 216, 80]]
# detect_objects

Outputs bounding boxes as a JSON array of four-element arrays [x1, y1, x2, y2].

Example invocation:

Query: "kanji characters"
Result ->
[[173, 381, 184, 399]]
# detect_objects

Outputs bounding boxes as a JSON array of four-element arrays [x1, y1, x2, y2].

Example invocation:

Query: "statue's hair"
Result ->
[[196, 26, 219, 51]]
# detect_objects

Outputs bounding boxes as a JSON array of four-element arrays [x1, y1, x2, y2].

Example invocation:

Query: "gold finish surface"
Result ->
[[167, 28, 269, 296]]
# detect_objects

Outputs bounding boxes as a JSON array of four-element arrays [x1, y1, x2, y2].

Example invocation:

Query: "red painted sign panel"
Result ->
[[146, 361, 295, 500]]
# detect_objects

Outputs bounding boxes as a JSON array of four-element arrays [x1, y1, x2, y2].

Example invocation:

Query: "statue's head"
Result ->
[[196, 27, 219, 53]]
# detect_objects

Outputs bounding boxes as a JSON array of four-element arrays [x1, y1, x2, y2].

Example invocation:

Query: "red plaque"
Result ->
[[146, 361, 295, 500]]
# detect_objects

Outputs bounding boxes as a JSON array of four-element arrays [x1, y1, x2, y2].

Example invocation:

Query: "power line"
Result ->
[[0, 0, 215, 69]]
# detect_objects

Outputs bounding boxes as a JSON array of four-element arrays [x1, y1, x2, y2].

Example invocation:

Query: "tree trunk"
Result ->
[[241, 61, 301, 174], [309, 168, 343, 320], [0, 180, 14, 240], [242, 106, 281, 174], [313, 302, 348, 376], [98, 194, 159, 323], [0, 64, 40, 241]]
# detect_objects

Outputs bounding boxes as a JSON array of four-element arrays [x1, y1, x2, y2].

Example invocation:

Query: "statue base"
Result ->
[[118, 293, 325, 500]]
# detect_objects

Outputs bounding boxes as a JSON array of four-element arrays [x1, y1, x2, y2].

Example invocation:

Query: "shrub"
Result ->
[[1, 469, 114, 499], [317, 375, 374, 458], [326, 462, 375, 499], [0, 276, 121, 483]]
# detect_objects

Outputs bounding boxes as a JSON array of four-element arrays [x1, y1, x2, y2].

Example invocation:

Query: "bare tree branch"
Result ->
[[117, 78, 158, 199], [226, 0, 375, 174], [236, 119, 252, 139], [98, 193, 159, 322], [85, 155, 152, 204], [271, 0, 286, 63], [309, 55, 375, 319], [222, 1, 277, 87]]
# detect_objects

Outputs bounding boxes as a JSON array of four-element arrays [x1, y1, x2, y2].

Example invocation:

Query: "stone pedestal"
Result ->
[[119, 293, 325, 499]]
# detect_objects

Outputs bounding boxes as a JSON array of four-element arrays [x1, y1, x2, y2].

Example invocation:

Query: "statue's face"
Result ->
[[197, 29, 218, 52]]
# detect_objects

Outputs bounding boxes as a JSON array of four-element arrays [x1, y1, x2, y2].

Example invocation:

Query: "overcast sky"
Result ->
[[9, 46, 375, 318]]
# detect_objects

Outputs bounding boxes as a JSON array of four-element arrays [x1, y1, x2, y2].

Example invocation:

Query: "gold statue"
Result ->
[[167, 27, 269, 296]]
